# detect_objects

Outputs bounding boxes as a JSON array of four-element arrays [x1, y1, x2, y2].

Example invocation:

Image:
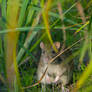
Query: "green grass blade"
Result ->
[[1, 0, 6, 20], [75, 21, 89, 34], [17, 31, 37, 64], [17, 11, 41, 64], [26, 0, 38, 25], [18, 0, 29, 26]]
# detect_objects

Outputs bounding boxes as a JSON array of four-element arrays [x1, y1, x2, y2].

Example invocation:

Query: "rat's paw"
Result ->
[[62, 85, 70, 92], [65, 88, 69, 92], [53, 76, 60, 83]]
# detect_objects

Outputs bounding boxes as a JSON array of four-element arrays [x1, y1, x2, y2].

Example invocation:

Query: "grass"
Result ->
[[0, 0, 92, 92]]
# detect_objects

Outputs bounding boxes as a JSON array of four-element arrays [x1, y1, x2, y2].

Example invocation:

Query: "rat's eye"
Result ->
[[58, 57, 62, 61], [52, 50, 55, 54]]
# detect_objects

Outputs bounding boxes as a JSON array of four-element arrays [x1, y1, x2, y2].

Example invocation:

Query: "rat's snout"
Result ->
[[45, 55, 51, 62]]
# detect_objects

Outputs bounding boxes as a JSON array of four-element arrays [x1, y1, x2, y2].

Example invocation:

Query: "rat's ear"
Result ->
[[54, 42, 60, 49], [40, 42, 45, 49]]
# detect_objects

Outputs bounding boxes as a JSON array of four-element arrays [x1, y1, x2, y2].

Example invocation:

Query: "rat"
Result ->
[[37, 42, 73, 92]]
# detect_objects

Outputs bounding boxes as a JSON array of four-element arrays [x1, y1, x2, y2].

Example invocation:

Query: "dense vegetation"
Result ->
[[0, 0, 92, 92]]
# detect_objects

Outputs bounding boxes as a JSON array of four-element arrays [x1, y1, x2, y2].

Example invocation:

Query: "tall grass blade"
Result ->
[[26, 0, 38, 25], [17, 12, 41, 64], [18, 0, 29, 26], [1, 0, 6, 20], [5, 0, 24, 91]]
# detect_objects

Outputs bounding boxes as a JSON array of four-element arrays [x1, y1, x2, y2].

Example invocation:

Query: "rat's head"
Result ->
[[40, 42, 60, 64]]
